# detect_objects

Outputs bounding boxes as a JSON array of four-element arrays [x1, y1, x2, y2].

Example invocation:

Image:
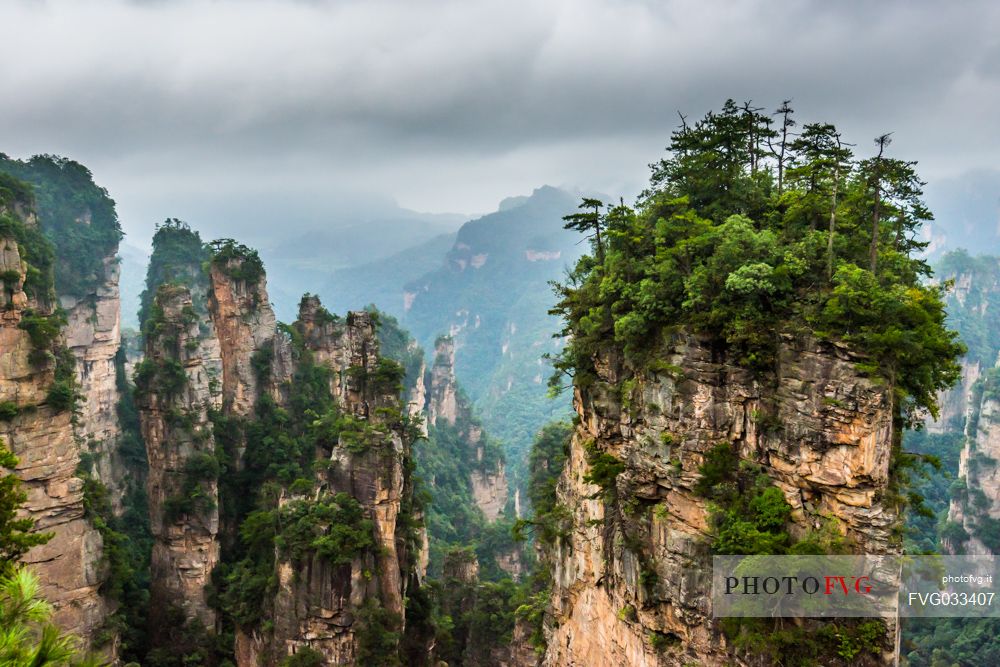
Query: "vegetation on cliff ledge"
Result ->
[[0, 154, 123, 300], [137, 219, 209, 327], [552, 99, 963, 424]]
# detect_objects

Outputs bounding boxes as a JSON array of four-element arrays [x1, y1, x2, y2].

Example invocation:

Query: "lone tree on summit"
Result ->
[[563, 197, 606, 261]]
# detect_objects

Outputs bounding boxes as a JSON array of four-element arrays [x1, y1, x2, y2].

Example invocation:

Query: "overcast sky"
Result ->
[[1, 0, 998, 247]]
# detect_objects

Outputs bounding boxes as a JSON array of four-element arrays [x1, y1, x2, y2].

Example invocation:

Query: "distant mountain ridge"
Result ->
[[321, 185, 587, 491], [321, 231, 458, 317]]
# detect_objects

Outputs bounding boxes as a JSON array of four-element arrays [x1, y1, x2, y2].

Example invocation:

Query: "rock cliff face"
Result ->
[[945, 367, 1000, 555], [64, 255, 125, 510], [0, 194, 110, 642], [139, 282, 223, 632], [427, 336, 509, 519], [265, 303, 416, 665], [208, 262, 277, 418], [137, 240, 421, 664], [929, 256, 1000, 555], [943, 379, 1000, 555], [544, 333, 898, 666], [927, 357, 980, 436]]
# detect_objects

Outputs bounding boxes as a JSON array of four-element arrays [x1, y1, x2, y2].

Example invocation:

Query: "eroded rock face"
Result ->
[[427, 335, 509, 519], [139, 284, 223, 633], [208, 263, 277, 418], [544, 333, 898, 666], [928, 358, 980, 436], [63, 256, 124, 510], [472, 461, 509, 522], [0, 206, 110, 642], [946, 373, 1000, 555], [265, 300, 416, 665]]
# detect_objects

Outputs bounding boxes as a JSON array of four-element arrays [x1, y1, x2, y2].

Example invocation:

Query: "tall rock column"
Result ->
[[137, 283, 223, 632], [265, 299, 419, 664], [427, 335, 509, 520], [64, 254, 125, 508], [544, 334, 898, 666], [0, 193, 108, 640]]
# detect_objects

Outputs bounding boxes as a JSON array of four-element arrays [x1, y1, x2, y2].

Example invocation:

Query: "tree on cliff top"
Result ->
[[552, 99, 963, 424]]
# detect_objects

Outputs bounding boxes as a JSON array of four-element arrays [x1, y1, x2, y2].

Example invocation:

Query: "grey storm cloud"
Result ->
[[1, 0, 998, 242]]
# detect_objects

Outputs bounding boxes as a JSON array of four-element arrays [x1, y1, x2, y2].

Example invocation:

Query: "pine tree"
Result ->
[[562, 198, 605, 261], [0, 441, 51, 575]]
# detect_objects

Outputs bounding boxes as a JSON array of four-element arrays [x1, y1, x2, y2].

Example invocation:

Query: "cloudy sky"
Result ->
[[1, 0, 998, 246]]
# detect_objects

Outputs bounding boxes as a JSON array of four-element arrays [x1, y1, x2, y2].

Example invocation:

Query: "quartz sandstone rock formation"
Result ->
[[544, 333, 898, 666], [428, 335, 509, 520], [0, 196, 110, 642], [139, 283, 223, 632], [140, 256, 287, 635], [208, 262, 277, 418], [63, 255, 125, 510], [267, 303, 415, 665], [139, 251, 419, 663]]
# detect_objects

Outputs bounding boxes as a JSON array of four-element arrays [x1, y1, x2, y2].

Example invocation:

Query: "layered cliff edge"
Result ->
[[0, 173, 122, 647], [543, 333, 899, 666]]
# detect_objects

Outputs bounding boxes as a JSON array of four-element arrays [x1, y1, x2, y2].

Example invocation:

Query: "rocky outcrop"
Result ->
[[64, 255, 124, 510], [268, 305, 413, 663], [208, 262, 277, 418], [139, 283, 223, 633], [544, 333, 898, 666], [427, 336, 509, 519], [428, 336, 460, 427], [0, 197, 109, 642]]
